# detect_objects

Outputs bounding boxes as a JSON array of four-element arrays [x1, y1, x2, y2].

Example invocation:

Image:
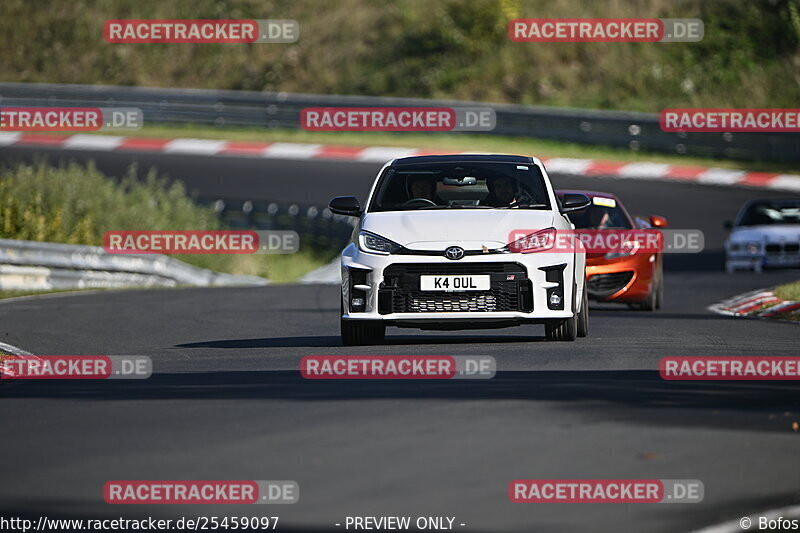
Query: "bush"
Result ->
[[0, 160, 337, 282], [0, 0, 798, 111]]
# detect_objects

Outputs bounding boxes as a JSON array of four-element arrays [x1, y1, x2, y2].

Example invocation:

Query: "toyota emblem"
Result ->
[[444, 246, 465, 260]]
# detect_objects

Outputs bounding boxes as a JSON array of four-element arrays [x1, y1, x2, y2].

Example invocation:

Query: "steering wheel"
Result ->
[[506, 195, 538, 208], [401, 198, 437, 208]]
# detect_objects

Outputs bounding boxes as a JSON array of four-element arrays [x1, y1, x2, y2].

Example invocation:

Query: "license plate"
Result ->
[[419, 275, 490, 291]]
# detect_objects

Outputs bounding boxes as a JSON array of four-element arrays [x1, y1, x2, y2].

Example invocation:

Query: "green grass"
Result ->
[[111, 123, 800, 174], [775, 281, 800, 302], [0, 160, 337, 285], [0, 287, 168, 300], [2, 0, 799, 113], [260, 248, 339, 283], [0, 289, 91, 300], [769, 280, 800, 322]]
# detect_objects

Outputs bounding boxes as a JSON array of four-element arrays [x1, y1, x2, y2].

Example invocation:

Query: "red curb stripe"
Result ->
[[314, 145, 368, 159], [413, 149, 452, 156], [734, 299, 781, 314], [728, 294, 779, 310], [17, 133, 69, 145], [118, 137, 171, 151], [665, 165, 707, 181], [220, 141, 272, 155], [3, 133, 797, 193], [739, 172, 780, 187], [584, 160, 627, 176], [762, 301, 800, 316], [729, 292, 776, 308]]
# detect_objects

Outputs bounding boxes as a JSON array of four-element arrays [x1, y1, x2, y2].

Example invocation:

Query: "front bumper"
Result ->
[[726, 252, 800, 270], [726, 241, 800, 271], [585, 252, 656, 302], [340, 244, 581, 325]]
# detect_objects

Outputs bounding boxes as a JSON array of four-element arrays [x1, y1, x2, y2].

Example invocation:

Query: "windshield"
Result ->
[[564, 197, 632, 229], [737, 200, 800, 226], [368, 162, 550, 212]]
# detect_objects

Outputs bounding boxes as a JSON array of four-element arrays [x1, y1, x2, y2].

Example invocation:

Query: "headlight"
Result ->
[[506, 228, 556, 253], [358, 231, 401, 254], [745, 241, 761, 255], [605, 240, 640, 259]]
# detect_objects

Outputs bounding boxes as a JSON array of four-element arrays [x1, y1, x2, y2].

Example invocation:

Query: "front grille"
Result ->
[[765, 242, 800, 254], [587, 271, 634, 298], [386, 263, 521, 274], [379, 262, 530, 314], [408, 293, 501, 313]]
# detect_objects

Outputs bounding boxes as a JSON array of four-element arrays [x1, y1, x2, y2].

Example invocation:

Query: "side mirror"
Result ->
[[649, 215, 668, 228], [724, 220, 734, 230], [329, 196, 361, 217], [560, 193, 591, 213]]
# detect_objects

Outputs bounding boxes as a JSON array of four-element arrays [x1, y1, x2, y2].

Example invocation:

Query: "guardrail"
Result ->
[[0, 238, 268, 291], [0, 201, 356, 291], [1, 82, 798, 163], [201, 197, 356, 249]]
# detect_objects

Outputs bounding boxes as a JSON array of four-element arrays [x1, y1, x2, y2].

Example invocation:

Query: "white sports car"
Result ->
[[328, 154, 590, 345], [724, 198, 800, 272]]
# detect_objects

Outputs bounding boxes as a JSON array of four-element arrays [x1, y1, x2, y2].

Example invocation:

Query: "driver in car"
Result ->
[[484, 176, 518, 207], [406, 175, 441, 204], [587, 205, 613, 229]]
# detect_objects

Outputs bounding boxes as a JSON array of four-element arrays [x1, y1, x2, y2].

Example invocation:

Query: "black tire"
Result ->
[[340, 301, 386, 346], [633, 275, 658, 311], [545, 316, 578, 341], [546, 282, 578, 341], [654, 265, 664, 310], [577, 291, 589, 337]]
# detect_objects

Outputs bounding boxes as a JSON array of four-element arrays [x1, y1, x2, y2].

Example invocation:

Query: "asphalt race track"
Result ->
[[1, 145, 799, 532]]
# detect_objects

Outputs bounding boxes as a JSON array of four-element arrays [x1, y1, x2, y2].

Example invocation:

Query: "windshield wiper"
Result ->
[[498, 203, 549, 209], [417, 205, 493, 210]]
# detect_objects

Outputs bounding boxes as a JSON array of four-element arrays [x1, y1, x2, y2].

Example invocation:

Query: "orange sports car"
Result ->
[[557, 190, 667, 311]]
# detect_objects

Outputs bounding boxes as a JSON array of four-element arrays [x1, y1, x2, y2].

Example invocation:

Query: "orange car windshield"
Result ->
[[568, 204, 632, 230]]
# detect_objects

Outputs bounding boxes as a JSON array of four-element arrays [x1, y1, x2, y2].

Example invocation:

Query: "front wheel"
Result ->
[[632, 271, 659, 312], [341, 319, 386, 346], [577, 292, 589, 337], [545, 316, 577, 341], [341, 301, 386, 346], [654, 266, 664, 310]]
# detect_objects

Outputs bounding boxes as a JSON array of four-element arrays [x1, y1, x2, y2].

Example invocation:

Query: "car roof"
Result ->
[[391, 154, 535, 166], [741, 198, 800, 207]]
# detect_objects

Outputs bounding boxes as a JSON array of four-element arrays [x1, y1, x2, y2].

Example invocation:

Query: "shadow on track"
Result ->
[[4, 370, 800, 432], [175, 334, 546, 349]]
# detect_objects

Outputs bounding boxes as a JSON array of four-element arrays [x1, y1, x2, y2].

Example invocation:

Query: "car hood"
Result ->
[[729, 225, 800, 242], [362, 210, 555, 249]]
